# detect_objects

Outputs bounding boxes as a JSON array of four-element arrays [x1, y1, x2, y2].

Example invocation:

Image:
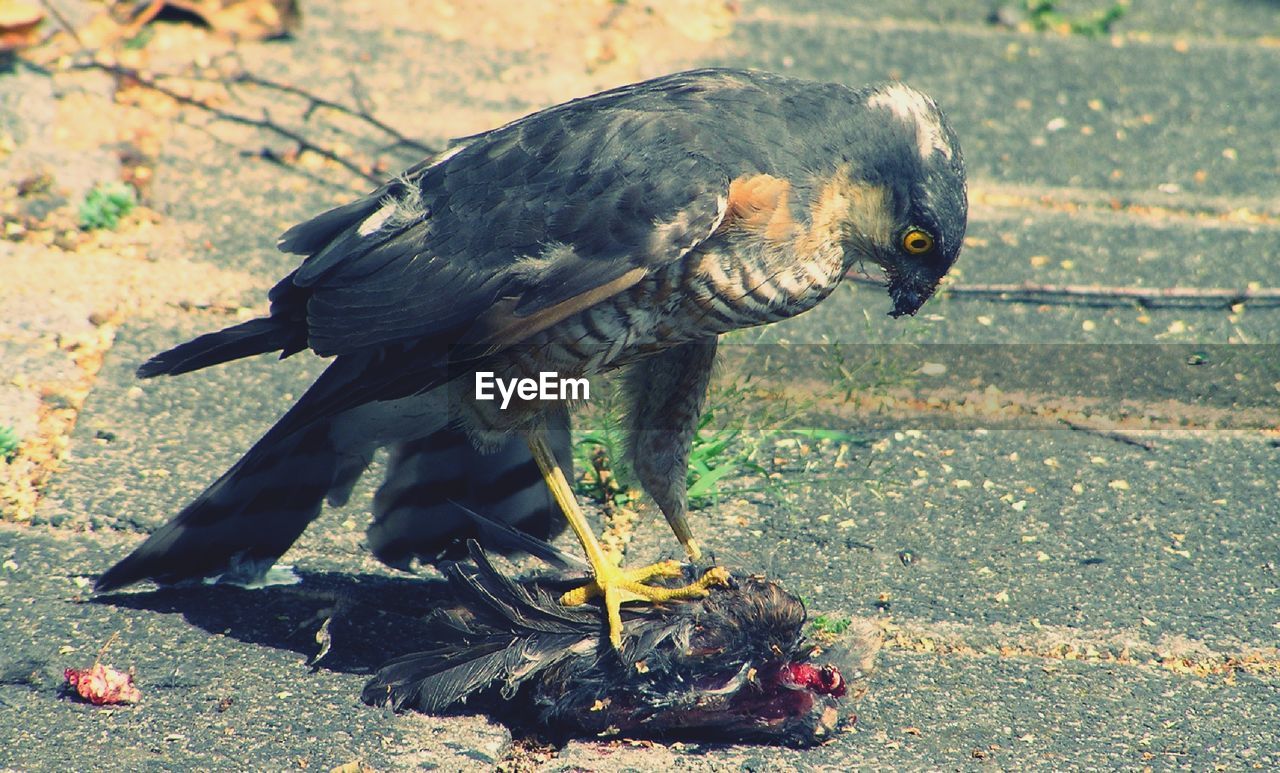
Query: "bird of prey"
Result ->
[[95, 68, 967, 650]]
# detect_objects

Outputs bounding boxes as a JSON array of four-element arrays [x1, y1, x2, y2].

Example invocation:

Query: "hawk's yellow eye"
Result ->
[[902, 228, 934, 254]]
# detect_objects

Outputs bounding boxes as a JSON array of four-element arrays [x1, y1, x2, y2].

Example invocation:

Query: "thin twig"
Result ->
[[175, 114, 355, 192], [95, 630, 121, 664], [1057, 418, 1157, 451], [845, 273, 1280, 308], [347, 72, 376, 124], [228, 70, 435, 154], [945, 281, 1280, 307], [35, 0, 85, 49], [72, 60, 384, 184]]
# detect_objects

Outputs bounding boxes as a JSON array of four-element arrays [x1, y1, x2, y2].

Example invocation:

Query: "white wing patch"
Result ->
[[868, 83, 953, 161], [429, 142, 467, 168], [357, 200, 397, 236], [510, 242, 575, 282], [357, 174, 430, 237], [357, 144, 470, 238]]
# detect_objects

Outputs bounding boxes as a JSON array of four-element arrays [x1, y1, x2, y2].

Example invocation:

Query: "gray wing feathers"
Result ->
[[276, 100, 734, 358], [368, 413, 573, 567]]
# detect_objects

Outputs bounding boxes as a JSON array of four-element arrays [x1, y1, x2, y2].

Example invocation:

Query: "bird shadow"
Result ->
[[92, 570, 593, 742], [93, 570, 460, 675]]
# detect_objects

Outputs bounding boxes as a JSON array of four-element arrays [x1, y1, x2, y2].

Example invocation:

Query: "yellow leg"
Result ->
[[526, 431, 730, 649]]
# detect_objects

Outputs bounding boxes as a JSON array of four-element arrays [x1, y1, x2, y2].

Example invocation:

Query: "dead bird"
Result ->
[[362, 542, 879, 746]]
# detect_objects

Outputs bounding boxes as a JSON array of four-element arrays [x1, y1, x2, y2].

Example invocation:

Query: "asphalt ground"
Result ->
[[2, 0, 1278, 770]]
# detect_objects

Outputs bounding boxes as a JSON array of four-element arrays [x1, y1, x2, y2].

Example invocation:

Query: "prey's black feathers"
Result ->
[[363, 543, 877, 746], [362, 545, 594, 712]]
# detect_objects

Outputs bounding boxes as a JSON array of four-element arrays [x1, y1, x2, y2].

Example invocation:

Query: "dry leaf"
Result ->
[[0, 0, 44, 51], [164, 0, 301, 40]]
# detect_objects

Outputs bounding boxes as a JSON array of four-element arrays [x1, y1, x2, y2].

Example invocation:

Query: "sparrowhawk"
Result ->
[[96, 68, 968, 649]]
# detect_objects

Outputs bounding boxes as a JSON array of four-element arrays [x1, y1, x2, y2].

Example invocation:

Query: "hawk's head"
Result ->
[[834, 82, 968, 318]]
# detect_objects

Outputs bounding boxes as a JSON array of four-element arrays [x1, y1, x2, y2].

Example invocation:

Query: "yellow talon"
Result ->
[[559, 561, 731, 649], [527, 430, 729, 649]]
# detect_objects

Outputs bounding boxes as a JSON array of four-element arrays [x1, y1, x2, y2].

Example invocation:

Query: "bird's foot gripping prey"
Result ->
[[527, 428, 731, 649], [95, 68, 966, 654]]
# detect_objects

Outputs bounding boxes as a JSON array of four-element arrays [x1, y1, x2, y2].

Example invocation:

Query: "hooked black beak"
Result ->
[[887, 275, 939, 318]]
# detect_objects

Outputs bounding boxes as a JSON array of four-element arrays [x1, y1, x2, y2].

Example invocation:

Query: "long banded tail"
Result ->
[[94, 419, 365, 591], [368, 418, 573, 568]]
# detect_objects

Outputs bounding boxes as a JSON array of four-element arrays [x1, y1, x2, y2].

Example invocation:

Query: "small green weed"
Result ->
[[821, 339, 917, 402], [78, 183, 137, 231], [0, 425, 20, 462], [1023, 0, 1128, 36], [810, 614, 853, 636], [685, 372, 816, 508], [573, 378, 638, 506], [574, 362, 877, 512], [814, 305, 926, 402], [685, 400, 763, 507], [123, 26, 155, 50]]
